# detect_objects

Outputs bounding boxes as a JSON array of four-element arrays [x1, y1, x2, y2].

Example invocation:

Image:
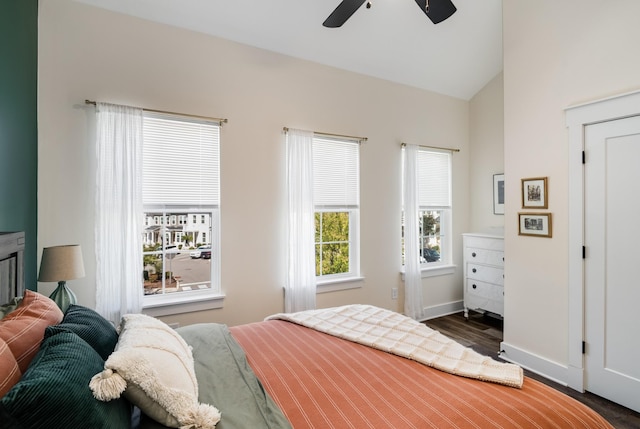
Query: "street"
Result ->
[[168, 252, 212, 288]]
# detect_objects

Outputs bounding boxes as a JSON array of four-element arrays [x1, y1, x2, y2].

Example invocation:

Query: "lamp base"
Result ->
[[49, 281, 77, 313]]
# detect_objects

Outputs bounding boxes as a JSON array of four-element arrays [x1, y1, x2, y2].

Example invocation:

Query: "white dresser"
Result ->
[[462, 232, 504, 319]]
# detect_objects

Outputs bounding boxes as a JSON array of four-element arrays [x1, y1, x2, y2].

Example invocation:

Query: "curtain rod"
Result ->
[[283, 127, 367, 144], [401, 142, 460, 153], [85, 100, 228, 125]]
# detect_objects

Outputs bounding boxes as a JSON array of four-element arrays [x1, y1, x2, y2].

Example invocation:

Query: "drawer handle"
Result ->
[[472, 268, 477, 273], [471, 252, 476, 257], [472, 284, 477, 289]]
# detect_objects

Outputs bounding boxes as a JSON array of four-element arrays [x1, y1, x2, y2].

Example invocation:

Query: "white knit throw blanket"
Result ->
[[266, 304, 523, 388]]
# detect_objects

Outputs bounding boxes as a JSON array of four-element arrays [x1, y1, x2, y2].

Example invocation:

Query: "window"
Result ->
[[141, 112, 221, 303], [402, 148, 452, 268], [313, 136, 360, 281]]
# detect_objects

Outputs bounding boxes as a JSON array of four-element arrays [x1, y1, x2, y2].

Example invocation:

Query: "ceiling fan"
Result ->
[[323, 0, 456, 28]]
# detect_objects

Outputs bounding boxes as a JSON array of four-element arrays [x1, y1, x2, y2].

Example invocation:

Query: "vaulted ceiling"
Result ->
[[74, 0, 503, 100]]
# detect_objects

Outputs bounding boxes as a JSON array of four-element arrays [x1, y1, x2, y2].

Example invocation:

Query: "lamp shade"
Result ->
[[38, 245, 85, 282]]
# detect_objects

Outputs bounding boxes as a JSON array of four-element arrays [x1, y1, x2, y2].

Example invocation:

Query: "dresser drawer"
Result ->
[[465, 247, 504, 267], [465, 278, 503, 301], [466, 263, 504, 286], [463, 235, 504, 252]]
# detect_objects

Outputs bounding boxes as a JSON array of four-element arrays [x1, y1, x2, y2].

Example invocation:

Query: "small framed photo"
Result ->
[[518, 212, 552, 238], [521, 177, 548, 209], [493, 174, 504, 215]]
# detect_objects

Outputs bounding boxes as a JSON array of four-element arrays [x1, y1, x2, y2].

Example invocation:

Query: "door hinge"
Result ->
[[582, 341, 586, 354], [582, 246, 586, 259], [582, 150, 586, 164]]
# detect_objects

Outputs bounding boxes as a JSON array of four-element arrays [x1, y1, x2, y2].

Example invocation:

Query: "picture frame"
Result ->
[[518, 212, 552, 238], [521, 177, 548, 209], [493, 173, 504, 215]]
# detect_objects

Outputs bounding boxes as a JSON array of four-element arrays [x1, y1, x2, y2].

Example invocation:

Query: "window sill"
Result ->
[[400, 264, 456, 280], [142, 292, 225, 317], [316, 276, 364, 294]]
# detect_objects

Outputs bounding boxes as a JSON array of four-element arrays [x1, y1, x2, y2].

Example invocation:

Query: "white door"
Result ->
[[584, 115, 640, 413]]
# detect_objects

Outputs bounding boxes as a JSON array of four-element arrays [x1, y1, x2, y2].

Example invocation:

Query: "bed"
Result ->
[[0, 290, 614, 429], [230, 319, 603, 428]]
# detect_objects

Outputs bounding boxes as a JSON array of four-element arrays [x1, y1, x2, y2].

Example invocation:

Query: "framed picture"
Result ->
[[493, 174, 504, 215], [521, 177, 548, 209], [518, 212, 552, 238]]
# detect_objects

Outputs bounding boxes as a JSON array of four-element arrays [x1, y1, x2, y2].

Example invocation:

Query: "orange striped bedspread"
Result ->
[[230, 320, 614, 429]]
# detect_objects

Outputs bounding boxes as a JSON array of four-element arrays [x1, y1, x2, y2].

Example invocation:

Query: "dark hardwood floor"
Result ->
[[424, 311, 640, 429]]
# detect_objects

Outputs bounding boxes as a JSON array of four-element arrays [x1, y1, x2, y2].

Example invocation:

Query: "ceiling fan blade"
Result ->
[[323, 0, 367, 28], [414, 0, 457, 24]]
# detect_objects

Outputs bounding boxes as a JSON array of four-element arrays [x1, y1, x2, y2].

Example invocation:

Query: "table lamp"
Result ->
[[38, 244, 85, 312]]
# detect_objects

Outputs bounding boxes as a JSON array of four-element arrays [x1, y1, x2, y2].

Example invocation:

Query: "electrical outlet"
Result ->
[[391, 287, 398, 300]]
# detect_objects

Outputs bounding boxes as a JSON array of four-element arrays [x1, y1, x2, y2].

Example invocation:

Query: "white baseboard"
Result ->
[[420, 309, 578, 390], [499, 341, 569, 386], [420, 300, 464, 321]]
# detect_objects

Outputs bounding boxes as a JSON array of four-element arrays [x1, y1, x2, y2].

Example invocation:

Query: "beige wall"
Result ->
[[469, 72, 504, 233], [38, 0, 640, 382], [37, 0, 472, 327], [503, 1, 640, 367]]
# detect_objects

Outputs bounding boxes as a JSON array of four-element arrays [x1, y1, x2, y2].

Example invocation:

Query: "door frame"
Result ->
[[565, 89, 640, 392]]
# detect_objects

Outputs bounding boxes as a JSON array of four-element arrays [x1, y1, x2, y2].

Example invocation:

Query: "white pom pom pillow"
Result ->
[[90, 313, 221, 429]]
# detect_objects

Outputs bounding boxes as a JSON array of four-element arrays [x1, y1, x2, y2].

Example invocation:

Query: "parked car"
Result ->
[[422, 248, 440, 262], [151, 244, 179, 260], [190, 245, 210, 259], [201, 248, 212, 259]]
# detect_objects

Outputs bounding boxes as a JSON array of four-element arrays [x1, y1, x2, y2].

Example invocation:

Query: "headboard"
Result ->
[[0, 231, 25, 303]]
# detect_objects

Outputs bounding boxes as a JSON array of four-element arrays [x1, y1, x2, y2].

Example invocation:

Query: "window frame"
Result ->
[[402, 147, 454, 276], [142, 207, 221, 309], [312, 135, 362, 286], [314, 208, 360, 284], [140, 112, 223, 311]]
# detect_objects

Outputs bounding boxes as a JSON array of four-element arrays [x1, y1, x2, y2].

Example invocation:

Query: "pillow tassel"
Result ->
[[89, 368, 127, 401], [180, 403, 221, 429]]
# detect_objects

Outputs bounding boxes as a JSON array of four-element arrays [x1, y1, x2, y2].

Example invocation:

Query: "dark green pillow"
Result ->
[[45, 304, 118, 360], [0, 331, 131, 429]]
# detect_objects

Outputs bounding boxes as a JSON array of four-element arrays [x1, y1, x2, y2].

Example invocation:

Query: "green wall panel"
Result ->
[[0, 0, 38, 290]]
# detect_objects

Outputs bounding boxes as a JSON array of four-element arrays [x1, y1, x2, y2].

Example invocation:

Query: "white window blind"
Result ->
[[143, 112, 220, 207], [313, 137, 360, 208], [417, 150, 451, 207]]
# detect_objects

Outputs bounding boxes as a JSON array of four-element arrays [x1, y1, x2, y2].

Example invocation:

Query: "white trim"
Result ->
[[499, 342, 569, 387], [421, 263, 456, 278], [400, 264, 457, 280], [564, 88, 640, 393], [565, 89, 640, 114], [143, 293, 224, 317], [316, 276, 364, 294], [420, 300, 464, 321]]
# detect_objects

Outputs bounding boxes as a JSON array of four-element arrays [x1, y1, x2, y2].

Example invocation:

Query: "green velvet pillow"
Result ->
[[45, 304, 118, 360], [0, 331, 131, 429]]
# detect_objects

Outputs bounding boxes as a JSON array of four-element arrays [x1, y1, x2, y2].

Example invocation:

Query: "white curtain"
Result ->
[[403, 144, 425, 320], [94, 102, 144, 323], [285, 128, 317, 313]]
